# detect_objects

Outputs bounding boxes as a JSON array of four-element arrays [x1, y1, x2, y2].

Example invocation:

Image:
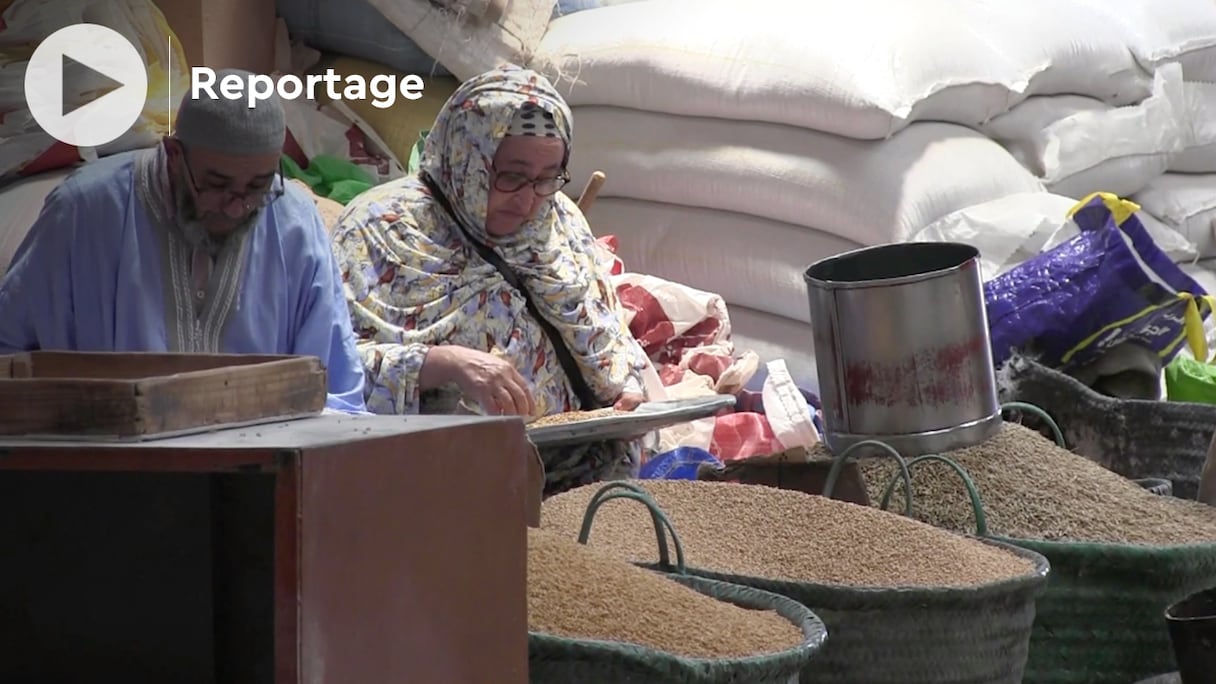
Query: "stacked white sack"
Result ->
[[1038, 0, 1216, 266], [1170, 82, 1216, 172], [1080, 0, 1216, 175], [978, 64, 1186, 201], [1069, 0, 1216, 83], [1134, 174, 1216, 259], [535, 0, 1156, 140], [1146, 84, 1216, 261], [566, 109, 1044, 325]]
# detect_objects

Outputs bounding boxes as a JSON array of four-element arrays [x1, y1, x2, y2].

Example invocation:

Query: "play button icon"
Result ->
[[24, 23, 149, 148]]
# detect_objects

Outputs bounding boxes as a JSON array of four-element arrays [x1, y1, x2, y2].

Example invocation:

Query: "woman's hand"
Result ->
[[421, 345, 536, 417], [613, 392, 646, 411]]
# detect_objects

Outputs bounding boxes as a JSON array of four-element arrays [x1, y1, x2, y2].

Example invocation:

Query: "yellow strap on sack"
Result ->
[[1067, 192, 1142, 226], [1057, 192, 1210, 366], [1178, 292, 1216, 363]]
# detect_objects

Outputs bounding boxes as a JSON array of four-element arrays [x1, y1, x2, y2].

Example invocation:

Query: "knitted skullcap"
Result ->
[[505, 101, 560, 138], [175, 68, 286, 155]]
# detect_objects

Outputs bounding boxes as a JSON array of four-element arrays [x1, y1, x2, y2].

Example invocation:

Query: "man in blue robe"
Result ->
[[0, 68, 367, 413]]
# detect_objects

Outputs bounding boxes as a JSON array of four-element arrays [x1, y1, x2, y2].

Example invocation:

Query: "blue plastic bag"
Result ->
[[639, 447, 722, 480], [984, 193, 1211, 371]]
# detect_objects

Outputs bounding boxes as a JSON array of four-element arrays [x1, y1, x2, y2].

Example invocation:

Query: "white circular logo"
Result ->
[[23, 23, 149, 148]]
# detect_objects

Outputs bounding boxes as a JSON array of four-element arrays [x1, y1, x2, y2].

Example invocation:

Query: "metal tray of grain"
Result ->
[[0, 351, 327, 441], [526, 396, 737, 448]]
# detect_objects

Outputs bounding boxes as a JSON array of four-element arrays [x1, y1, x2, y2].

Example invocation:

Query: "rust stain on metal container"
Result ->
[[843, 335, 986, 408]]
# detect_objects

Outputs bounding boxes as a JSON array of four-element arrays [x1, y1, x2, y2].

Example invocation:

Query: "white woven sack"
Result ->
[[1170, 81, 1216, 173], [566, 107, 1044, 246], [1072, 0, 1216, 82], [535, 0, 1153, 140], [577, 197, 859, 323], [1134, 173, 1216, 258], [365, 0, 557, 81], [980, 63, 1185, 199]]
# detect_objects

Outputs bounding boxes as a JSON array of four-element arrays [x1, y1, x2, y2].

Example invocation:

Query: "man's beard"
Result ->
[[173, 168, 263, 242]]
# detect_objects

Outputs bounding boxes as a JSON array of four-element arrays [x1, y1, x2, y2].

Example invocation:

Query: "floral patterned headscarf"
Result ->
[[419, 64, 573, 248]]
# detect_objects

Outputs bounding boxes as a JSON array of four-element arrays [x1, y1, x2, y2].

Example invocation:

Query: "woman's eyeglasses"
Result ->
[[491, 167, 570, 196]]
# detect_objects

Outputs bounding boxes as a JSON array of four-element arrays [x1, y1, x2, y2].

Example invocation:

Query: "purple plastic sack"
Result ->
[[984, 194, 1209, 371]]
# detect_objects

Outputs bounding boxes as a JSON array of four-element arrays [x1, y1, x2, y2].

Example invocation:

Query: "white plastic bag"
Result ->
[[909, 193, 1080, 280], [911, 191, 1199, 279], [1045, 208, 1198, 264], [760, 359, 819, 451]]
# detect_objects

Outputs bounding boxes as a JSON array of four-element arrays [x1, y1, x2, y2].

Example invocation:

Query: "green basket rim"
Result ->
[[633, 536, 1050, 611], [985, 533, 1216, 555]]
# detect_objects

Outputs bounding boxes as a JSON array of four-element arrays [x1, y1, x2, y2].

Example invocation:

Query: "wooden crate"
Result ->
[[0, 351, 327, 440]]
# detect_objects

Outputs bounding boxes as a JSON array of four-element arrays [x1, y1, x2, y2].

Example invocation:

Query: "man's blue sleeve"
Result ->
[[291, 208, 369, 414], [0, 181, 81, 353]]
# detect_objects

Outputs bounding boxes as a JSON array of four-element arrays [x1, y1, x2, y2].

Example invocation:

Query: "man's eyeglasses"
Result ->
[[181, 148, 285, 211], [491, 167, 570, 196]]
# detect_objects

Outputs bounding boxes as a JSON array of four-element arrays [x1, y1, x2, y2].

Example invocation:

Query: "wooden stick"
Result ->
[[577, 170, 607, 214]]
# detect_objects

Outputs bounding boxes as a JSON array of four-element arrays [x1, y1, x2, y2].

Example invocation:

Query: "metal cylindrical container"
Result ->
[[804, 242, 1001, 457]]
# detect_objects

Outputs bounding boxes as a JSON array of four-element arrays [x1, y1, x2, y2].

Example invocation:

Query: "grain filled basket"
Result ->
[[542, 479, 1050, 684], [853, 419, 1216, 684], [527, 525, 827, 683]]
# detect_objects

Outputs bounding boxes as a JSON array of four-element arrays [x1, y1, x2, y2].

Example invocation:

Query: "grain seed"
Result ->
[[529, 407, 623, 428], [528, 526, 805, 658], [542, 480, 1036, 589], [850, 422, 1216, 545]]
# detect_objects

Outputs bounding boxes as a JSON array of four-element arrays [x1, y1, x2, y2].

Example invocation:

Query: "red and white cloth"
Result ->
[[593, 235, 820, 462]]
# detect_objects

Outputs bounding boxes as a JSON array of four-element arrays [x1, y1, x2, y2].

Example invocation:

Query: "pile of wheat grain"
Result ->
[[528, 407, 623, 428], [849, 421, 1216, 544], [541, 479, 1036, 588], [528, 526, 806, 658]]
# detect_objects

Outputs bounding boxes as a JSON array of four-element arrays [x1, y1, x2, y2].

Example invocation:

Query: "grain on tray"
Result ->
[[848, 421, 1216, 545], [528, 407, 623, 428], [528, 526, 805, 659], [541, 479, 1036, 589]]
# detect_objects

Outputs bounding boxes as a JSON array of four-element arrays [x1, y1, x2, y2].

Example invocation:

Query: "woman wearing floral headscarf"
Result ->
[[330, 64, 652, 496]]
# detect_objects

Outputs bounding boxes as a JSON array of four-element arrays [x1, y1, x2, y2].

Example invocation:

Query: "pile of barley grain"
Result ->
[[849, 421, 1216, 544], [529, 407, 622, 428], [541, 479, 1036, 589], [528, 527, 805, 659]]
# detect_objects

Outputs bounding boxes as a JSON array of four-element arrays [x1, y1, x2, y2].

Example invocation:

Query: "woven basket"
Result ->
[[866, 407, 1216, 684], [998, 535, 1216, 683], [531, 486, 828, 684], [578, 479, 1049, 684], [997, 354, 1216, 499]]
